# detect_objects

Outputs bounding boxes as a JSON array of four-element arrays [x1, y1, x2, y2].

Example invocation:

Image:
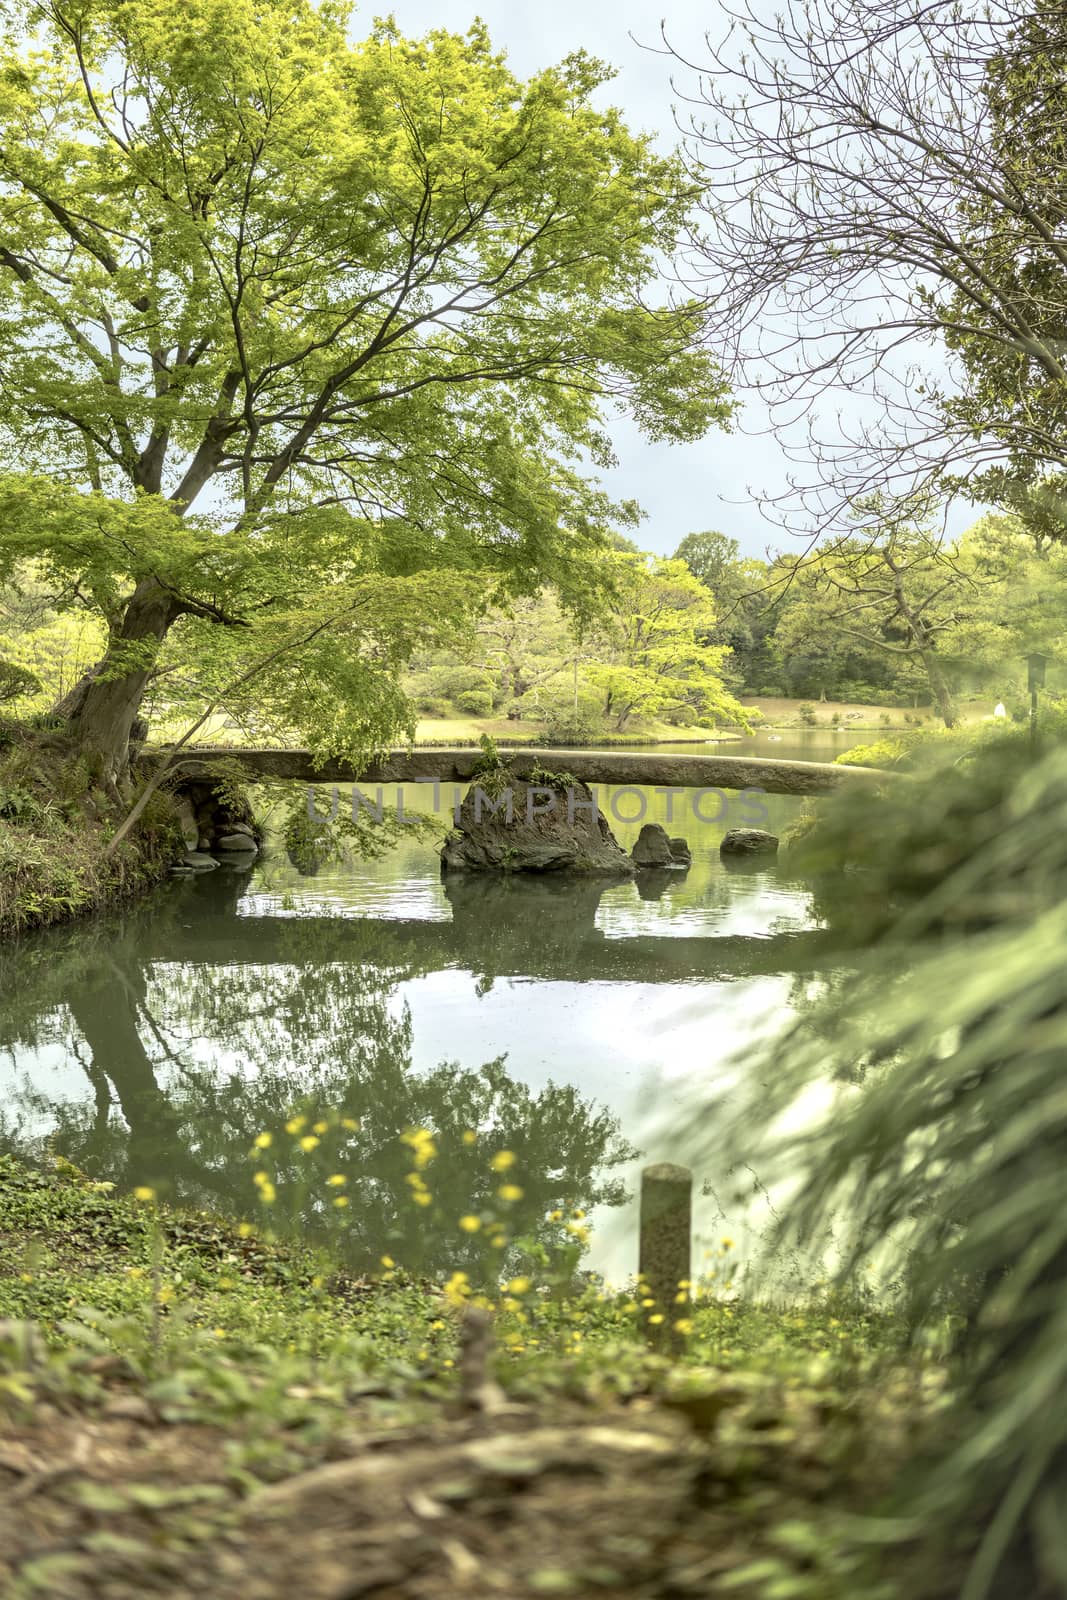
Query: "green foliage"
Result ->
[[0, 659, 39, 705], [0, 0, 731, 765], [524, 762, 578, 793], [583, 552, 749, 733], [281, 786, 437, 876], [533, 691, 604, 746], [685, 740, 1067, 1597], [0, 738, 180, 937]]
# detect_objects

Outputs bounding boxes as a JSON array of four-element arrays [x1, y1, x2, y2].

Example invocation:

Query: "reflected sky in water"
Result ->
[[0, 733, 858, 1284]]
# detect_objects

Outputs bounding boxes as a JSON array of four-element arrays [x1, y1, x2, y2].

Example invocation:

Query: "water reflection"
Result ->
[[0, 753, 856, 1282], [0, 898, 636, 1279]]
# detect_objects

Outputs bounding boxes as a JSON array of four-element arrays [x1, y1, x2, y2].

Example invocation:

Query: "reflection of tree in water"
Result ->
[[0, 867, 635, 1277]]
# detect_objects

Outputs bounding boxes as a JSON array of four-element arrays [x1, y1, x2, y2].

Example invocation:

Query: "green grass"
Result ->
[[0, 1153, 924, 1404], [0, 1155, 954, 1600]]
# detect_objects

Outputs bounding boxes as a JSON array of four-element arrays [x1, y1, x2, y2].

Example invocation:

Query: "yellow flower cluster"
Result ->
[[401, 1127, 438, 1170], [253, 1170, 277, 1205], [443, 1270, 470, 1307]]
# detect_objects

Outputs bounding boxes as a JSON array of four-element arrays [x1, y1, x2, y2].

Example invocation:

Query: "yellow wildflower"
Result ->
[[312, 1119, 329, 1134], [340, 1117, 360, 1131], [401, 1128, 437, 1169], [507, 1277, 531, 1295], [237, 1221, 253, 1238], [490, 1150, 516, 1172], [497, 1183, 523, 1203], [253, 1132, 272, 1149], [443, 1271, 470, 1307], [412, 1191, 433, 1207], [381, 1255, 396, 1268], [674, 1319, 694, 1336], [458, 1215, 481, 1233], [648, 1313, 665, 1326], [326, 1173, 347, 1187], [285, 1115, 307, 1134], [133, 1185, 156, 1202], [332, 1196, 349, 1209], [298, 1135, 320, 1153], [461, 1130, 477, 1146]]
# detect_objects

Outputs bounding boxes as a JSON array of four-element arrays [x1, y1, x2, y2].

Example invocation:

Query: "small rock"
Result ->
[[668, 836, 692, 864], [215, 833, 259, 854], [631, 823, 675, 868], [719, 828, 779, 856], [182, 851, 219, 870]]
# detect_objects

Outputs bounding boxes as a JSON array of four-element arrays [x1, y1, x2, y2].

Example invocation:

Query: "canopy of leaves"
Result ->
[[583, 553, 749, 731], [0, 0, 731, 752]]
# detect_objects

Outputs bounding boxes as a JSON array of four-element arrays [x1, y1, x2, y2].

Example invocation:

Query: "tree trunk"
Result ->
[[881, 553, 957, 730], [65, 578, 178, 777], [923, 655, 957, 729]]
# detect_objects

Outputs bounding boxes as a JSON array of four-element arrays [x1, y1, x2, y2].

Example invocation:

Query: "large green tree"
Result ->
[[584, 552, 747, 731], [0, 0, 729, 776]]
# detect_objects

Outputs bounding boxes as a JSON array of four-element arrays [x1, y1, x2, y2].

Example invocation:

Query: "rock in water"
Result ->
[[719, 828, 779, 856], [668, 836, 692, 864], [631, 822, 674, 867], [215, 833, 259, 855], [441, 775, 634, 875], [181, 851, 220, 871]]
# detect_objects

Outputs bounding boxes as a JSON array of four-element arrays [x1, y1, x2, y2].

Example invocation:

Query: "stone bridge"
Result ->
[[146, 744, 888, 796]]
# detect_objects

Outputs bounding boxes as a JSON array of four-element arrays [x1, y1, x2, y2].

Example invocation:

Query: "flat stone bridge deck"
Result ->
[[145, 745, 889, 796]]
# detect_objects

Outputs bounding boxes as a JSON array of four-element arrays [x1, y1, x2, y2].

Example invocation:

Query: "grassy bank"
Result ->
[[0, 1154, 952, 1600], [0, 724, 180, 940], [412, 699, 996, 745]]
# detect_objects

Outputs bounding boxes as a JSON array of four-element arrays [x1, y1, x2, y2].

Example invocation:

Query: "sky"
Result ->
[[377, 0, 980, 560]]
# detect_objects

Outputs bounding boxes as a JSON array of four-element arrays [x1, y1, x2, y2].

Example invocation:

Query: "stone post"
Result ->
[[638, 1162, 692, 1355]]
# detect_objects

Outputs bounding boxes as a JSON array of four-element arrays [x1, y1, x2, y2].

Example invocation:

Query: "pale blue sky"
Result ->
[[373, 1, 979, 558]]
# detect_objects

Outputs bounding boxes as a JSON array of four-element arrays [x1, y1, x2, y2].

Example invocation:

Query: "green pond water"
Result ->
[[0, 730, 864, 1285]]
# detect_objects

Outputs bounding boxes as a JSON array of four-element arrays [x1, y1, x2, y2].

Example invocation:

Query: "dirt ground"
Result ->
[[0, 1367, 915, 1600]]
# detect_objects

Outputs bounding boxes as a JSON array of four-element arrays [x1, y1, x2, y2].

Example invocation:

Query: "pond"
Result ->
[[0, 729, 866, 1286]]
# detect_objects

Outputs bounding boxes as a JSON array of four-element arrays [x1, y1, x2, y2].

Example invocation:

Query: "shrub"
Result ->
[[455, 688, 494, 717], [0, 660, 41, 704], [797, 702, 817, 726]]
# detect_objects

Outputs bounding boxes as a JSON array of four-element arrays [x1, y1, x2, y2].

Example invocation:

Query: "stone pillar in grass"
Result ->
[[638, 1162, 692, 1355]]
